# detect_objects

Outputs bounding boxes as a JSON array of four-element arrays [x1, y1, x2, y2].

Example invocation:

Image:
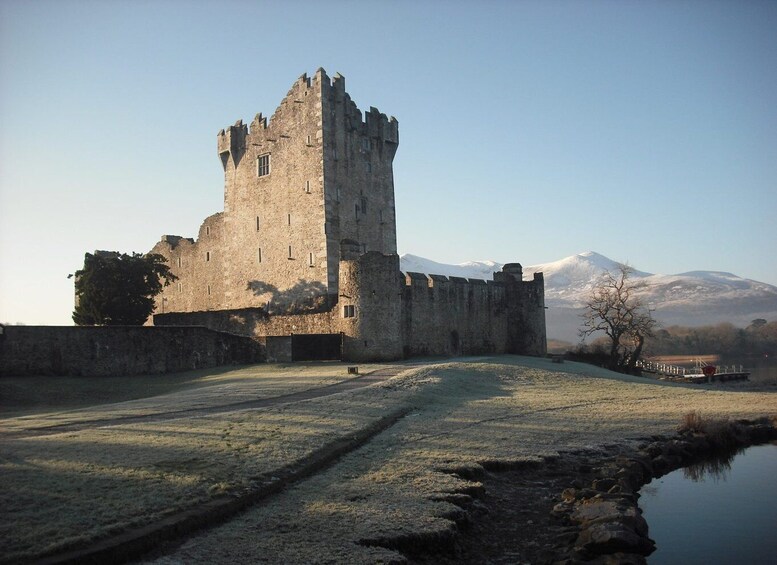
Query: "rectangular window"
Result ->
[[343, 305, 356, 318], [205, 226, 210, 236], [206, 251, 210, 262], [332, 147, 338, 160], [177, 257, 182, 268], [257, 248, 262, 263], [207, 284, 211, 295], [306, 135, 312, 145], [355, 203, 360, 221], [257, 153, 270, 177], [363, 138, 371, 151], [336, 185, 341, 202], [308, 252, 314, 266], [366, 162, 372, 173], [305, 180, 311, 193], [361, 197, 368, 214], [177, 282, 182, 293], [379, 210, 384, 223], [287, 213, 291, 226], [256, 216, 260, 231], [288, 245, 293, 259]]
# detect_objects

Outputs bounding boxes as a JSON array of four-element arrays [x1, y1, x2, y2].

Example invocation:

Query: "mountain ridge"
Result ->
[[399, 251, 777, 342]]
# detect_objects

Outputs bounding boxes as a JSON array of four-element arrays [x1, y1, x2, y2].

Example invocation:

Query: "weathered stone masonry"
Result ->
[[151, 69, 546, 361]]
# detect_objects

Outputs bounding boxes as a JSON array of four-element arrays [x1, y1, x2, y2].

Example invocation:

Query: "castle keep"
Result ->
[[151, 69, 546, 361]]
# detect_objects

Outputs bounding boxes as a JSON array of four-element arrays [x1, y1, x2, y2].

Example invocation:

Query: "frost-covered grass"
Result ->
[[2, 356, 775, 563], [143, 357, 777, 564], [0, 362, 389, 428]]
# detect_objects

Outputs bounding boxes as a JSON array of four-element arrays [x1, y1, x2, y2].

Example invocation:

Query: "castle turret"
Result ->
[[338, 252, 402, 361]]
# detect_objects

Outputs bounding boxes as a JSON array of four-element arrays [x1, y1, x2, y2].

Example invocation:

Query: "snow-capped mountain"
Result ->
[[399, 254, 502, 281], [399, 251, 777, 342]]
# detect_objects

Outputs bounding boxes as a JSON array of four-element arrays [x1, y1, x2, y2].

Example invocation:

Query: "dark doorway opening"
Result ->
[[291, 333, 343, 361], [450, 330, 460, 355]]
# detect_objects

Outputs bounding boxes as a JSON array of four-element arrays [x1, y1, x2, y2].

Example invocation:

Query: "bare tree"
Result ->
[[580, 264, 657, 371]]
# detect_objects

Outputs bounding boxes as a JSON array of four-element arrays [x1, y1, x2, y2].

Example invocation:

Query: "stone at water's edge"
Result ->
[[546, 419, 777, 564]]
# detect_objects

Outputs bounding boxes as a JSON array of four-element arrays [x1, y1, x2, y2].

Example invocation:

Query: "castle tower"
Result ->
[[150, 69, 399, 315]]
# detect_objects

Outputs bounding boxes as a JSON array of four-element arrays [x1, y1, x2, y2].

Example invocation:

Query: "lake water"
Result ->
[[639, 443, 777, 564]]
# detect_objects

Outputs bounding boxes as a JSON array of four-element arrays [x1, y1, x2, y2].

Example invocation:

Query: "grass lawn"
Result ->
[[2, 356, 775, 563]]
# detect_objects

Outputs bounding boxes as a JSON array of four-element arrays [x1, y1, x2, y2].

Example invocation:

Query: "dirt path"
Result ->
[[4, 365, 416, 439]]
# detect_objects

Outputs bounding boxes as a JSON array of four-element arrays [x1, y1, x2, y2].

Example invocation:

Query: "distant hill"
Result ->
[[399, 251, 777, 342]]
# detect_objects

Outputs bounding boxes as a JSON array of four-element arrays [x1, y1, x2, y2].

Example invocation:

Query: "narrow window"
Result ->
[[355, 203, 359, 221], [206, 226, 210, 236], [288, 245, 293, 259], [305, 180, 311, 193], [379, 210, 384, 223], [363, 138, 371, 151], [332, 147, 338, 160], [256, 216, 260, 231], [177, 282, 182, 293], [336, 185, 341, 202], [207, 284, 211, 295], [343, 305, 356, 318], [366, 162, 372, 173], [177, 257, 182, 268], [306, 135, 312, 145], [257, 153, 271, 177], [287, 213, 291, 226], [361, 197, 368, 214], [257, 248, 262, 263], [308, 252, 314, 266], [206, 251, 210, 262]]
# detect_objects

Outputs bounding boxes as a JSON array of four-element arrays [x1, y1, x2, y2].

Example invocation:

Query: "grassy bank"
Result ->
[[1, 357, 775, 563]]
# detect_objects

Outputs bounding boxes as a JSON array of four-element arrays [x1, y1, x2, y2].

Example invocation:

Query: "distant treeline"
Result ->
[[645, 319, 776, 358]]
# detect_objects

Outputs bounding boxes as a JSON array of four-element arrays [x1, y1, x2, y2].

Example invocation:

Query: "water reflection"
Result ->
[[681, 446, 743, 483], [640, 444, 777, 564]]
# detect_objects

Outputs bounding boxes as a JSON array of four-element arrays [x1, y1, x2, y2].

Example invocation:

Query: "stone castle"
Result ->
[[151, 69, 546, 361]]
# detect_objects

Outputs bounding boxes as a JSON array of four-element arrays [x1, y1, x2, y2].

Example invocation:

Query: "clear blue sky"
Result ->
[[1, 0, 776, 325]]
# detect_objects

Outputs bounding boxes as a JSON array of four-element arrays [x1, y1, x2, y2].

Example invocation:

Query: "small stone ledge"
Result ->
[[545, 418, 777, 564]]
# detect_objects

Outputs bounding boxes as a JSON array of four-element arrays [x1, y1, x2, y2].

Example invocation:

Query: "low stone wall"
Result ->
[[0, 325, 264, 377]]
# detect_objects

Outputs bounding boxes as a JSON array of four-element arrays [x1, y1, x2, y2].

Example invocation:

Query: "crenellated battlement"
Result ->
[[217, 68, 398, 172], [217, 119, 248, 169]]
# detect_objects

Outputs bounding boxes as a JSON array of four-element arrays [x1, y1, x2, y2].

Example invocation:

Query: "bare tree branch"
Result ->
[[579, 263, 657, 371]]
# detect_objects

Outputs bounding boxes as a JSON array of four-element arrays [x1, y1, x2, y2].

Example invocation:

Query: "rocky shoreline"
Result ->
[[406, 417, 777, 564]]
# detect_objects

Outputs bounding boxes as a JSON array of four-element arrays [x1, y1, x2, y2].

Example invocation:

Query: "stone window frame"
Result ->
[[343, 304, 356, 318], [257, 153, 271, 177]]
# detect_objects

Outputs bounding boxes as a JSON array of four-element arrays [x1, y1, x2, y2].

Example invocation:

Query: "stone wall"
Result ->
[[153, 253, 547, 362], [400, 274, 510, 358], [0, 326, 264, 377]]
